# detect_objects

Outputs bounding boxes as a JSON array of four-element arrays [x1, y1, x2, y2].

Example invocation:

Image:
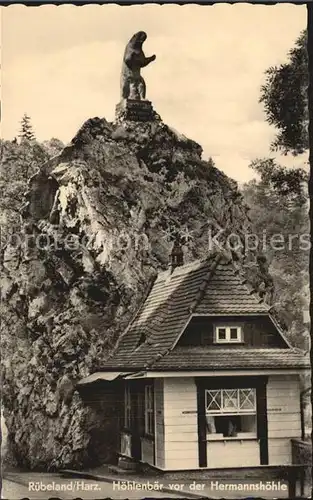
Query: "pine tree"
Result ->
[[18, 113, 35, 142]]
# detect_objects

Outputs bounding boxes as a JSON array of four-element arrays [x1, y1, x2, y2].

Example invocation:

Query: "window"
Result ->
[[214, 325, 242, 343], [205, 388, 257, 439], [124, 385, 131, 429], [144, 384, 154, 436]]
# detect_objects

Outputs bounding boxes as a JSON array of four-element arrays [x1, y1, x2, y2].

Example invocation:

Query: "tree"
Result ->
[[207, 157, 215, 168], [249, 157, 308, 204], [0, 137, 64, 246], [18, 113, 36, 142], [41, 138, 65, 157], [0, 140, 46, 238], [256, 27, 310, 350], [242, 158, 309, 350], [260, 31, 308, 155]]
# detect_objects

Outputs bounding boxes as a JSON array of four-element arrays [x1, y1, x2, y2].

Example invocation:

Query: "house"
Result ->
[[78, 249, 310, 471]]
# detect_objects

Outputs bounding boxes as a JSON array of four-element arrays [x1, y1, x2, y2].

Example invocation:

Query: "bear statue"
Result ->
[[120, 31, 156, 100]]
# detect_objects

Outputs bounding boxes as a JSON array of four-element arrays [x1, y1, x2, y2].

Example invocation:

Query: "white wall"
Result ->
[[267, 375, 302, 465], [158, 374, 302, 470], [155, 378, 165, 469], [207, 440, 260, 468]]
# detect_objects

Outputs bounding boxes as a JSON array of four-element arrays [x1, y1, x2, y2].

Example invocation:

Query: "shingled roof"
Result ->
[[97, 253, 298, 371], [150, 346, 310, 370]]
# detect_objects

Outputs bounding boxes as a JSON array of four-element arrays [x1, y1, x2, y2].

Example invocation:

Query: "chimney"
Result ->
[[170, 236, 184, 271]]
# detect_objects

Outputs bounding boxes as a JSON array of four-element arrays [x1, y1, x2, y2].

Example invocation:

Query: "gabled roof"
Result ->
[[98, 253, 290, 371]]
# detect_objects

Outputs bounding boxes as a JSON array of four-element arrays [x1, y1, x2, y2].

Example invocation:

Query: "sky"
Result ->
[[1, 4, 308, 182]]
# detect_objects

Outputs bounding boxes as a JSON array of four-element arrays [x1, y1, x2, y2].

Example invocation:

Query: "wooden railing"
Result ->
[[291, 438, 312, 496]]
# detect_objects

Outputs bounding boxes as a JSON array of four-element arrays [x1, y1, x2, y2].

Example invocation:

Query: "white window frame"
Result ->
[[205, 388, 257, 440], [205, 388, 256, 415], [214, 325, 242, 343], [144, 384, 154, 436], [124, 385, 131, 429]]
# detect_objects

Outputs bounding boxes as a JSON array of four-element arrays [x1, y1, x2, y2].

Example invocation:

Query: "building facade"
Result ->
[[78, 253, 310, 471]]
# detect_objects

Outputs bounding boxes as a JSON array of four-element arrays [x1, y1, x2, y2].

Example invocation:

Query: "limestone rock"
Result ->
[[0, 114, 273, 470]]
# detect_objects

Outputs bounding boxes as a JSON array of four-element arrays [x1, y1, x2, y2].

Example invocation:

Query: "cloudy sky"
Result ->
[[1, 4, 308, 182]]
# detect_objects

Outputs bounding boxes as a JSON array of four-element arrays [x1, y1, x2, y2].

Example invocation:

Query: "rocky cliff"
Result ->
[[1, 112, 272, 470]]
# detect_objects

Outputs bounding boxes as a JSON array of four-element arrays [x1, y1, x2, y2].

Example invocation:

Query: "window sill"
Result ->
[[207, 434, 257, 441], [212, 342, 245, 346]]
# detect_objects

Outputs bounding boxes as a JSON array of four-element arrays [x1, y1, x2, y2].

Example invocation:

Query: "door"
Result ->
[[131, 383, 145, 461]]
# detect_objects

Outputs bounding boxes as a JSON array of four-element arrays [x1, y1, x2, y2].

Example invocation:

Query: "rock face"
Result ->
[[1, 112, 272, 470]]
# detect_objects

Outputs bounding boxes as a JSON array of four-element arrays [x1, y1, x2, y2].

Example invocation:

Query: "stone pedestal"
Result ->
[[115, 99, 156, 122]]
